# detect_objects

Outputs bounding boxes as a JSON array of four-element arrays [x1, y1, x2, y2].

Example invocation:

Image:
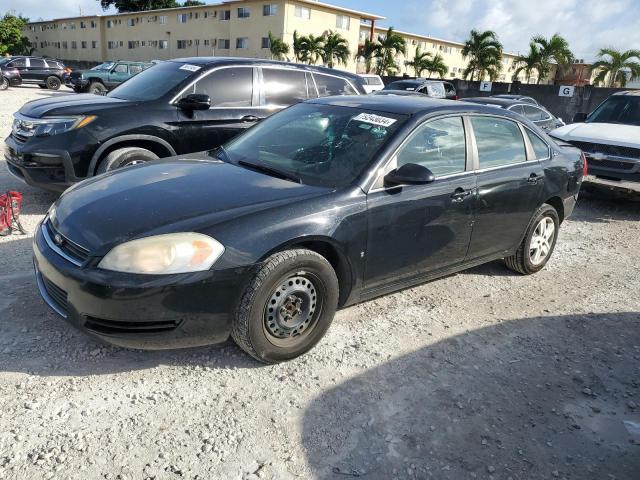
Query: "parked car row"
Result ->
[[0, 56, 70, 90]]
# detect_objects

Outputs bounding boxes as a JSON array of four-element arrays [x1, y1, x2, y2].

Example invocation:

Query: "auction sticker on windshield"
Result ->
[[179, 64, 201, 72], [354, 113, 397, 127]]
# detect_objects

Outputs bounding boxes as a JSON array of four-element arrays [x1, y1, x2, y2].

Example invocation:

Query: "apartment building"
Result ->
[[23, 0, 521, 81]]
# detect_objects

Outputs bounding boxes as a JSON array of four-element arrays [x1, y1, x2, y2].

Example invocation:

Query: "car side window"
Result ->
[[526, 129, 550, 159], [314, 74, 357, 97], [30, 58, 46, 68], [262, 68, 309, 106], [190, 68, 253, 107], [471, 116, 527, 168], [113, 64, 128, 74], [9, 58, 26, 68], [522, 105, 548, 122], [509, 104, 525, 115], [129, 64, 144, 75], [396, 116, 467, 177]]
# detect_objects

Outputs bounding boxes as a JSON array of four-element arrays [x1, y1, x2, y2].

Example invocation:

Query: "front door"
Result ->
[[107, 63, 130, 88], [26, 58, 48, 82], [364, 116, 476, 291], [174, 66, 261, 153], [7, 58, 28, 81], [466, 115, 544, 260]]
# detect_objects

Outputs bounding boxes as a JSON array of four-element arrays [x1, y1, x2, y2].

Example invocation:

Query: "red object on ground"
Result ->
[[0, 191, 26, 236]]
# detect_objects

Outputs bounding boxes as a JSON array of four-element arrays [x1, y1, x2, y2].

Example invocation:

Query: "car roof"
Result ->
[[463, 97, 520, 107], [308, 95, 531, 119], [613, 90, 640, 96], [168, 57, 362, 81], [493, 94, 531, 99]]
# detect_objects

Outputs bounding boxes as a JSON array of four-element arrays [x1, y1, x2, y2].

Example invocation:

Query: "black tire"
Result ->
[[88, 81, 106, 94], [46, 76, 61, 90], [73, 86, 83, 93], [38, 84, 47, 89], [505, 204, 560, 275], [0, 77, 8, 91], [232, 249, 339, 364], [96, 147, 159, 174]]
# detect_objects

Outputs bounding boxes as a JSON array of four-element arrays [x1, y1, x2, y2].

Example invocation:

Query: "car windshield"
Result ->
[[586, 96, 640, 126], [91, 62, 114, 71], [107, 61, 196, 101], [219, 103, 408, 188]]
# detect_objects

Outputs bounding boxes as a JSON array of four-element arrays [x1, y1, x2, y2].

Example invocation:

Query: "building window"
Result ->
[[70, 23, 76, 30], [159, 40, 168, 49], [128, 41, 140, 49], [91, 20, 97, 28], [81, 41, 87, 49], [92, 41, 97, 49], [263, 4, 277, 16], [204, 39, 210, 46], [220, 10, 231, 20], [177, 13, 188, 23], [236, 37, 248, 49], [177, 40, 188, 49], [237, 7, 250, 18], [71, 41, 77, 49], [108, 41, 117, 49], [335, 15, 350, 30], [261, 37, 270, 49], [159, 15, 167, 24], [107, 20, 113, 28], [219, 39, 230, 49], [295, 5, 311, 19], [80, 21, 86, 28]]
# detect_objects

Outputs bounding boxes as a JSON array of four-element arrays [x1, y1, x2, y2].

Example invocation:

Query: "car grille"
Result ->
[[45, 221, 90, 265], [84, 317, 181, 335], [11, 131, 28, 144], [42, 276, 69, 315], [569, 141, 640, 160]]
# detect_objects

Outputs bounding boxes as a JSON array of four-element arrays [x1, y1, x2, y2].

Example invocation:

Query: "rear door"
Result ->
[[174, 66, 258, 153], [466, 115, 544, 260], [27, 58, 49, 82], [364, 115, 476, 291], [260, 67, 313, 111]]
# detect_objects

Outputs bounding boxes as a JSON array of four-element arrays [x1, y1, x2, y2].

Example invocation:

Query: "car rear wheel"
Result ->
[[505, 204, 560, 275], [96, 147, 159, 174], [0, 77, 8, 91], [232, 249, 339, 364], [46, 76, 61, 90], [88, 81, 106, 94]]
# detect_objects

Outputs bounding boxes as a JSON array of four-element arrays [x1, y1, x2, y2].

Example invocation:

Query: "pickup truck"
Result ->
[[67, 60, 153, 94], [550, 91, 640, 195]]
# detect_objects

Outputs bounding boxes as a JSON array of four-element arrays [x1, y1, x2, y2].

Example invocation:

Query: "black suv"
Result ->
[[0, 58, 22, 90], [382, 79, 458, 100], [5, 58, 365, 192], [2, 56, 68, 90]]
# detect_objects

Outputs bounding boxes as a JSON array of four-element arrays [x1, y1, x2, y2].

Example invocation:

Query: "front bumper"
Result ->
[[33, 222, 251, 349], [583, 175, 640, 194], [4, 131, 99, 192]]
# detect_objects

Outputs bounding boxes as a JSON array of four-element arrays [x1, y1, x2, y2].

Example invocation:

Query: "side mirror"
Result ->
[[384, 163, 435, 186], [177, 93, 211, 111], [572, 112, 587, 123]]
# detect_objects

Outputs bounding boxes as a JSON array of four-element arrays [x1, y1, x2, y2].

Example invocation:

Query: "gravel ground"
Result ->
[[0, 86, 639, 480]]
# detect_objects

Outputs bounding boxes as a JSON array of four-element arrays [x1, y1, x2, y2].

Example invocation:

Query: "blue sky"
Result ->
[[3, 0, 640, 60]]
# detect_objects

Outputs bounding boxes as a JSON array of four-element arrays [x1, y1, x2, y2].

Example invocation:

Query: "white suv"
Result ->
[[358, 74, 384, 94], [550, 91, 640, 193]]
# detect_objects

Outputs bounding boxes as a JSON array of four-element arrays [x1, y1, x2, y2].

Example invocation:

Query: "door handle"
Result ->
[[451, 187, 473, 202], [241, 115, 260, 122], [527, 173, 539, 184]]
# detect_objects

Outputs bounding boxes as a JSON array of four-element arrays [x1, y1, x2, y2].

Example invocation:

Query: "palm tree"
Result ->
[[591, 48, 640, 87], [531, 33, 574, 84], [356, 38, 380, 74], [320, 30, 350, 68], [267, 31, 289, 61], [424, 53, 448, 79], [461, 29, 503, 81], [292, 30, 305, 62], [375, 27, 406, 76], [512, 42, 542, 83], [404, 47, 433, 77]]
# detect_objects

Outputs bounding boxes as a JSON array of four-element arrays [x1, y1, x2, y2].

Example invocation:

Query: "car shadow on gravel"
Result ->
[[302, 312, 640, 480], [0, 237, 259, 376], [574, 187, 640, 224]]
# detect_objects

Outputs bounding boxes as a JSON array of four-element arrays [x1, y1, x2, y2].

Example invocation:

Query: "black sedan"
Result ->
[[0, 59, 22, 90], [463, 97, 564, 131], [33, 96, 585, 363]]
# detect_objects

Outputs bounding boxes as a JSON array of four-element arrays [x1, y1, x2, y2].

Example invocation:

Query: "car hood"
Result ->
[[51, 155, 330, 254], [18, 93, 133, 118], [550, 122, 640, 149]]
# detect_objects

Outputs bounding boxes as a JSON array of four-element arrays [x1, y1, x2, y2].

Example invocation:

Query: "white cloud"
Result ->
[[2, 0, 115, 20]]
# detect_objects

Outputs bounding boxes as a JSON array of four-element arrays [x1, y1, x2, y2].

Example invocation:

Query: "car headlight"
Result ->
[[98, 233, 225, 275], [12, 114, 96, 138]]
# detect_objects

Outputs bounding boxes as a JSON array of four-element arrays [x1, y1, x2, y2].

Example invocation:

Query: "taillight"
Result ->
[[453, 95, 459, 100], [581, 152, 588, 177]]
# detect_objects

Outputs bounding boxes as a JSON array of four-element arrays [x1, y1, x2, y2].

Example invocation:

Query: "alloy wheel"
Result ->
[[529, 217, 555, 265]]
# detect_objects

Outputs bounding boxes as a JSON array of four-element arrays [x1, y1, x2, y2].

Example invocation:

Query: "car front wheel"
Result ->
[[96, 147, 159, 174], [88, 81, 106, 94], [232, 249, 339, 364], [505, 204, 560, 275], [46, 76, 61, 90]]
